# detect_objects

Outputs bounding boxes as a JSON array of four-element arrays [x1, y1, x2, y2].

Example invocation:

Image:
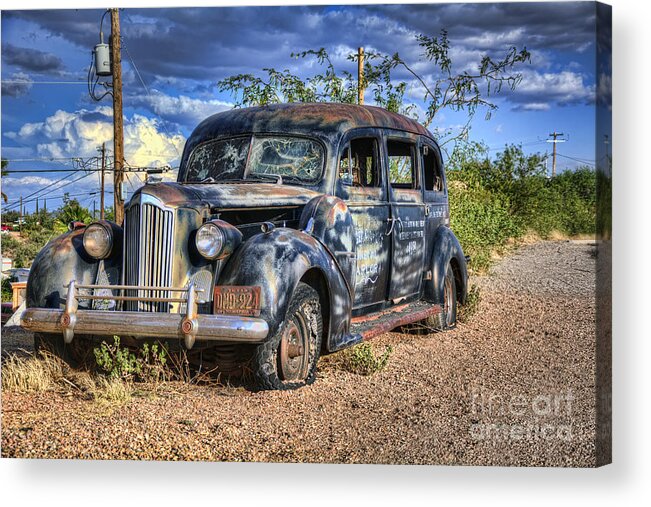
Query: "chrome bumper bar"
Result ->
[[20, 280, 269, 349]]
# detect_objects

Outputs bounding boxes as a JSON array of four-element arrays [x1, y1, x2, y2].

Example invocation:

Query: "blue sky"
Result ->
[[1, 1, 611, 213]]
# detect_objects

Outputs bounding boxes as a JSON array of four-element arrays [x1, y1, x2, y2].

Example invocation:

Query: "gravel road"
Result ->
[[1, 240, 598, 466]]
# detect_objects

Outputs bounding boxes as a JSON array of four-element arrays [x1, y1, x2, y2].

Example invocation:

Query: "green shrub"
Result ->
[[447, 145, 598, 271], [1, 278, 13, 303], [338, 342, 393, 376], [93, 336, 169, 382]]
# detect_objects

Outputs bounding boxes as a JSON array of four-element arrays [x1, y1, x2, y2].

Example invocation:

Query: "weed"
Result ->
[[94, 336, 140, 380], [93, 336, 169, 382], [91, 376, 132, 406], [1, 351, 64, 393], [458, 284, 481, 323], [336, 342, 393, 376]]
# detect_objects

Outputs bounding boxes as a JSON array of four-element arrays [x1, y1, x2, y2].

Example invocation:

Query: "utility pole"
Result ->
[[19, 196, 23, 232], [36, 197, 39, 214], [358, 47, 365, 105], [99, 142, 106, 220], [110, 8, 125, 225], [93, 200, 97, 219], [546, 131, 566, 177]]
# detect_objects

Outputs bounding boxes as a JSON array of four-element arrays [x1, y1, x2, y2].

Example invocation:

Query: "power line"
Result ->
[[0, 80, 86, 85], [4, 168, 101, 174], [5, 171, 79, 207], [5, 171, 96, 211], [557, 153, 595, 167], [7, 190, 114, 209]]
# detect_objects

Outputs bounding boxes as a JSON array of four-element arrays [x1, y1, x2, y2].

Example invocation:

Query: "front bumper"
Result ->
[[20, 280, 269, 349]]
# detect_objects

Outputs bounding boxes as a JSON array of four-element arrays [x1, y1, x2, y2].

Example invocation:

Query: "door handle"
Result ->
[[386, 217, 403, 235], [385, 217, 396, 236]]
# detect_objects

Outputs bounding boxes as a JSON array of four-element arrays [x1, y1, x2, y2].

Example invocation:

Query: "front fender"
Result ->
[[26, 228, 98, 309], [425, 226, 468, 305], [218, 228, 352, 350]]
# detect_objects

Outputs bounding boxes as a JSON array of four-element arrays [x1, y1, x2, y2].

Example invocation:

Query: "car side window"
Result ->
[[422, 143, 444, 192], [387, 140, 417, 189], [339, 137, 380, 188]]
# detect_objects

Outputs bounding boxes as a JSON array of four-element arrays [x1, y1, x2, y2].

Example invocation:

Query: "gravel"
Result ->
[[1, 240, 598, 466]]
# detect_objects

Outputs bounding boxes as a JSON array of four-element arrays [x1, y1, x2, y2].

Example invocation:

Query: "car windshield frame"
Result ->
[[184, 134, 326, 185]]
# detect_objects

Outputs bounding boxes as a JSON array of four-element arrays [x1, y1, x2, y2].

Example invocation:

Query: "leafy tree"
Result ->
[[2, 158, 8, 203], [218, 31, 530, 153], [2, 210, 20, 224], [56, 194, 93, 227]]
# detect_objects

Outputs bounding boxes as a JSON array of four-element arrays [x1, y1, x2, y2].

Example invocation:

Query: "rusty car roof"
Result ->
[[191, 103, 430, 138]]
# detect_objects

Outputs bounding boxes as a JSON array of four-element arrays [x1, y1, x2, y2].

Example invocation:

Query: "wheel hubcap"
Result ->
[[279, 314, 309, 381]]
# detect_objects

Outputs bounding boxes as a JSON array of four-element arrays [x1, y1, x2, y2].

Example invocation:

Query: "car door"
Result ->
[[385, 134, 427, 301], [420, 138, 450, 269], [334, 130, 391, 310]]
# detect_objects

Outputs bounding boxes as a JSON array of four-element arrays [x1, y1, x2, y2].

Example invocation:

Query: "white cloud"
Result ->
[[598, 72, 612, 110], [1, 71, 33, 98], [516, 70, 594, 105], [133, 92, 233, 127], [517, 102, 551, 111], [123, 114, 185, 168], [8, 107, 186, 169], [507, 69, 595, 112], [463, 28, 527, 50]]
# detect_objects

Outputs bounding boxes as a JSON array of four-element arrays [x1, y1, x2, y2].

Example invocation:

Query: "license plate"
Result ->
[[214, 286, 261, 317]]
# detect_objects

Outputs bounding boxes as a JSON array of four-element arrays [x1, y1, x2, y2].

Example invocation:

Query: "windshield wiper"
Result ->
[[246, 173, 283, 184]]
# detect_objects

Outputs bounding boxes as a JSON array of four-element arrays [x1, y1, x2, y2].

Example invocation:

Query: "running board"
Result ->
[[350, 300, 442, 341]]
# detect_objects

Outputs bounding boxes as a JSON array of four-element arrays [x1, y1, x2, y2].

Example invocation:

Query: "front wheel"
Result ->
[[34, 332, 94, 367], [424, 263, 457, 331], [251, 282, 323, 390]]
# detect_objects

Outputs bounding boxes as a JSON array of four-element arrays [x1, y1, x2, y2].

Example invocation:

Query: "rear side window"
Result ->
[[387, 140, 417, 189], [422, 144, 444, 192]]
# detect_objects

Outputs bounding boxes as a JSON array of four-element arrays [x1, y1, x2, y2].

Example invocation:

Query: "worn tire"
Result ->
[[251, 282, 323, 390], [424, 263, 457, 331]]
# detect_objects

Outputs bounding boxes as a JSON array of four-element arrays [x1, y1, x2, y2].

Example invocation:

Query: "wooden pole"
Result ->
[[358, 47, 364, 105], [552, 133, 558, 177], [547, 131, 565, 178], [111, 8, 125, 225], [100, 142, 106, 220]]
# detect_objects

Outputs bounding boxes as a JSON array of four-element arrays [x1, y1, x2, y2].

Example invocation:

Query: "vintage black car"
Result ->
[[21, 103, 468, 389]]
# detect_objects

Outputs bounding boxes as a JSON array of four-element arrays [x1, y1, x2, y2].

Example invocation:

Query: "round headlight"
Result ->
[[83, 223, 113, 259], [196, 222, 224, 260]]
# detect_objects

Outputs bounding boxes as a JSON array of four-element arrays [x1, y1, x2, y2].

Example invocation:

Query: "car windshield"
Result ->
[[185, 135, 324, 184]]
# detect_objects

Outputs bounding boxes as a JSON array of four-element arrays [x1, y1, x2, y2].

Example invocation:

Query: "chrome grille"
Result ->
[[123, 198, 174, 312]]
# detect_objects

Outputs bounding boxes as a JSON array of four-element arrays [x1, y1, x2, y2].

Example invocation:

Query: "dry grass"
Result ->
[[91, 376, 133, 406], [1, 350, 134, 405], [1, 351, 64, 393]]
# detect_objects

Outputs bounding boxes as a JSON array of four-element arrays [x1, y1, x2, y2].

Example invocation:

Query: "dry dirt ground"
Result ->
[[1, 240, 598, 466]]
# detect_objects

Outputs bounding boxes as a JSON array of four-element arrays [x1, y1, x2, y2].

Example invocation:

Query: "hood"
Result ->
[[132, 182, 322, 210]]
